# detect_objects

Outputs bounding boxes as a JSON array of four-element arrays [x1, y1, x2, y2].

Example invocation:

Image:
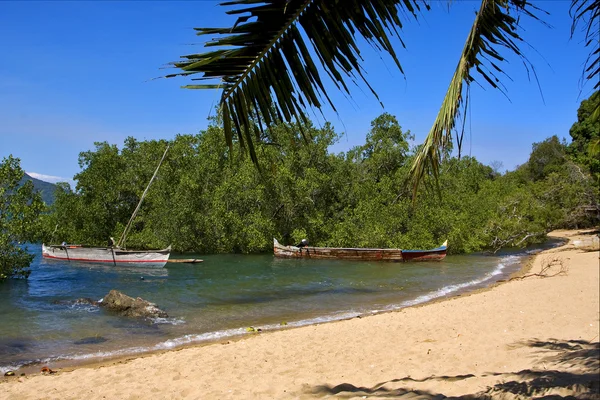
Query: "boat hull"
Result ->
[[42, 244, 171, 268], [398, 248, 447, 262], [273, 239, 447, 262]]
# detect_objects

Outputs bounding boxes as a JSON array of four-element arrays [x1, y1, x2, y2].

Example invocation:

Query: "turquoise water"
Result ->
[[0, 243, 554, 374]]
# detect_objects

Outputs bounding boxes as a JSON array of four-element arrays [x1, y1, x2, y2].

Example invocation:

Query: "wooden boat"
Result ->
[[273, 239, 447, 262], [42, 145, 172, 268], [41, 244, 171, 268], [400, 241, 448, 261]]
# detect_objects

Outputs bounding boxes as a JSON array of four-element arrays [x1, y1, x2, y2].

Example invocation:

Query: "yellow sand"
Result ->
[[2, 229, 598, 399]]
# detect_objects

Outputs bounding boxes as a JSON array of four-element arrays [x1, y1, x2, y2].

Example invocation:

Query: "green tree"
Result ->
[[42, 182, 80, 243], [568, 91, 600, 182], [357, 113, 413, 180], [329, 114, 414, 248], [69, 142, 131, 245], [527, 135, 568, 181], [44, 117, 597, 255], [0, 156, 45, 281]]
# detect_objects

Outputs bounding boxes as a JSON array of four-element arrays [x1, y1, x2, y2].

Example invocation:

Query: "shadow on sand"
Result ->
[[308, 339, 599, 399]]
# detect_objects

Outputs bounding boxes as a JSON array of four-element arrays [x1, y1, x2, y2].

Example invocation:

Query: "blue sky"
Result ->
[[0, 1, 594, 184]]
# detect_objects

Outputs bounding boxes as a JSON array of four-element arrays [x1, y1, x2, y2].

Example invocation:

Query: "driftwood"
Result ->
[[510, 256, 568, 281], [490, 230, 545, 254]]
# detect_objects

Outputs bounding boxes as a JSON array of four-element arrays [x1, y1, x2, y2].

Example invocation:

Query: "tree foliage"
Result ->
[[569, 91, 600, 182], [43, 109, 598, 256], [0, 156, 45, 281], [527, 135, 568, 181]]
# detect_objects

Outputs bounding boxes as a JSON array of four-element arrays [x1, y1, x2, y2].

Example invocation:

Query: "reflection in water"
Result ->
[[39, 257, 169, 278]]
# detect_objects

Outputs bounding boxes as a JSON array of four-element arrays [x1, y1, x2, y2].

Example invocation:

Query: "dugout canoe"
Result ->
[[273, 239, 447, 262]]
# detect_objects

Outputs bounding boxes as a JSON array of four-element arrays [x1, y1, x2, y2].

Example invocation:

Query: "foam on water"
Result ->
[[157, 328, 248, 349], [258, 311, 362, 331], [66, 303, 100, 314], [151, 317, 186, 325], [394, 255, 520, 309]]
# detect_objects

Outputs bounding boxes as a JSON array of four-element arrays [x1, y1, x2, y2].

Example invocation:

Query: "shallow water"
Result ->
[[0, 242, 559, 373]]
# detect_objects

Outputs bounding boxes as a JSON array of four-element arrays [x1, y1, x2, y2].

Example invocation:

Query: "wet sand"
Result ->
[[1, 229, 598, 399]]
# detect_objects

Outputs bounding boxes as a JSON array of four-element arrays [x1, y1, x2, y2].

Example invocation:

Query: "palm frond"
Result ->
[[570, 0, 600, 122], [409, 0, 547, 199], [166, 0, 426, 162]]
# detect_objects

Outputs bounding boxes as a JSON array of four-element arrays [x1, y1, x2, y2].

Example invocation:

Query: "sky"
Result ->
[[0, 0, 595, 184]]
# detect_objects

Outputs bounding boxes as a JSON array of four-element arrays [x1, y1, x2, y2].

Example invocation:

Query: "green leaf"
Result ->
[[166, 0, 424, 164], [409, 0, 547, 200]]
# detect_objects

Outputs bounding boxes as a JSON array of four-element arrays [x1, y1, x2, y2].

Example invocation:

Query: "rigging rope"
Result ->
[[116, 144, 170, 249]]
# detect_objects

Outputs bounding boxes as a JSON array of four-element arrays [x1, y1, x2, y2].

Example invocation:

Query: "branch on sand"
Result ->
[[510, 256, 568, 281]]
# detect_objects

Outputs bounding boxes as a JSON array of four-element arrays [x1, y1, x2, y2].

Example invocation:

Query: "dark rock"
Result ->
[[74, 336, 108, 345], [99, 290, 168, 319]]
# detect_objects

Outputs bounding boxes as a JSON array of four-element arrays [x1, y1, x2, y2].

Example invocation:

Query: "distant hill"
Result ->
[[20, 173, 58, 205]]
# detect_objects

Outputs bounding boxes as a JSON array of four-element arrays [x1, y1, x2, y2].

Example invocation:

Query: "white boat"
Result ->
[[42, 244, 171, 268], [42, 145, 172, 268]]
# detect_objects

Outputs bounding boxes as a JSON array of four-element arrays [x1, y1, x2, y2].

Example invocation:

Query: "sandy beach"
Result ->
[[2, 229, 598, 399]]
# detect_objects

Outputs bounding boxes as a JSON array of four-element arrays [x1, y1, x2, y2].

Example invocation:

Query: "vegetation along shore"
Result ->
[[2, 94, 598, 280]]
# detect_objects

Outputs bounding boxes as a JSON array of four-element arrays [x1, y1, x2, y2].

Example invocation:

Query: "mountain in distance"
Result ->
[[20, 173, 58, 205]]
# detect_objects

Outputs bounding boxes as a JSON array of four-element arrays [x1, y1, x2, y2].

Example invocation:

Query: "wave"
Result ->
[[150, 317, 186, 325], [393, 254, 521, 309]]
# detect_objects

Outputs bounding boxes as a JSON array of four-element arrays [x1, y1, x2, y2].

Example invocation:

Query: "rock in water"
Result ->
[[100, 290, 168, 319], [74, 336, 108, 345]]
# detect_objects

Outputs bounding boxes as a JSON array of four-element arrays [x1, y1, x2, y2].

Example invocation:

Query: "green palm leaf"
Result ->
[[168, 0, 549, 198], [570, 0, 599, 122], [409, 0, 546, 199], [166, 0, 426, 162]]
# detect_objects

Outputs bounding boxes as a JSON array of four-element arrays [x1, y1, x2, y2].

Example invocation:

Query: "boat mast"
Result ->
[[116, 144, 170, 249]]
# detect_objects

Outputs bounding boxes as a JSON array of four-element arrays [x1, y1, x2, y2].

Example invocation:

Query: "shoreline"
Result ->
[[5, 245, 530, 376], [2, 229, 598, 399]]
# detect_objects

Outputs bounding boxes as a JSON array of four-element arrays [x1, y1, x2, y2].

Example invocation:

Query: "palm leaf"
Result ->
[[570, 0, 600, 122], [166, 0, 426, 160], [409, 0, 547, 199]]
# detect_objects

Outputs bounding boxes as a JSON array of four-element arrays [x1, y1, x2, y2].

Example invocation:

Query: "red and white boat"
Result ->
[[42, 244, 171, 268], [42, 145, 172, 268]]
